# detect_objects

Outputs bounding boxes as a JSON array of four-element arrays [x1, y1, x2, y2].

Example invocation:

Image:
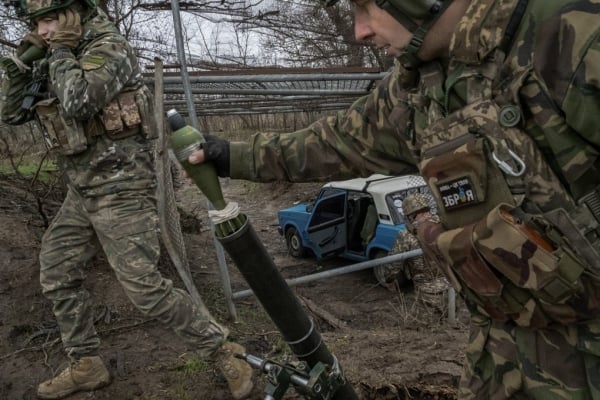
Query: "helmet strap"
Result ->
[[375, 0, 419, 32], [398, 20, 435, 67], [379, 0, 454, 68]]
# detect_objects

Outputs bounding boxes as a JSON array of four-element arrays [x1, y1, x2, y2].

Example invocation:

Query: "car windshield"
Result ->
[[385, 186, 435, 225]]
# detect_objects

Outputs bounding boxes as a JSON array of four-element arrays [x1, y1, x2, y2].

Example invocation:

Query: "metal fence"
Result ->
[[144, 66, 388, 116]]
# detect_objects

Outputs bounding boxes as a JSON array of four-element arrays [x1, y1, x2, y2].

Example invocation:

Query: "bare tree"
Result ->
[[0, 0, 392, 70], [220, 0, 391, 69]]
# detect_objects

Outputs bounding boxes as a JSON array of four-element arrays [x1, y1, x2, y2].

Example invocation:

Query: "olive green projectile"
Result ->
[[167, 110, 227, 210], [20, 45, 46, 65]]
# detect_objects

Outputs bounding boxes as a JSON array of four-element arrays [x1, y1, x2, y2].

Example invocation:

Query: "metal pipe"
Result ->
[[169, 0, 198, 129], [159, 72, 388, 84], [162, 95, 356, 104], [448, 287, 456, 325], [162, 101, 354, 110], [232, 250, 423, 300], [188, 108, 350, 116], [186, 104, 353, 112], [162, 88, 372, 96], [187, 105, 353, 114], [233, 249, 457, 326]]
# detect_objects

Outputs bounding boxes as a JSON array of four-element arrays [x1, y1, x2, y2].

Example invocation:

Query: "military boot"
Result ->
[[37, 355, 111, 399], [216, 341, 253, 399]]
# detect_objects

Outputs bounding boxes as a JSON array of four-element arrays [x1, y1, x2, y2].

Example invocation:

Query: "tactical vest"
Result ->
[[406, 0, 600, 327], [34, 86, 156, 155], [33, 10, 157, 156]]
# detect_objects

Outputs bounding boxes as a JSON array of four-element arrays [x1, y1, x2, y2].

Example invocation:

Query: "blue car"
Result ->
[[277, 174, 432, 262]]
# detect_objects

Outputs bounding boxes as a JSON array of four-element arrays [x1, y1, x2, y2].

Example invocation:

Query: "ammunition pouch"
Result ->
[[100, 86, 157, 141], [35, 97, 88, 155], [419, 129, 514, 229], [33, 86, 156, 156], [434, 203, 600, 328], [135, 86, 158, 140], [417, 98, 600, 327], [407, 39, 600, 325], [418, 100, 574, 229]]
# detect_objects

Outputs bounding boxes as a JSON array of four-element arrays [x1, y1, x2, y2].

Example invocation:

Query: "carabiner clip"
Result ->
[[492, 149, 526, 177]]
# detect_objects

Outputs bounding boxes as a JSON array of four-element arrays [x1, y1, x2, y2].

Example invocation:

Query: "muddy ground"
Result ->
[[0, 172, 470, 400]]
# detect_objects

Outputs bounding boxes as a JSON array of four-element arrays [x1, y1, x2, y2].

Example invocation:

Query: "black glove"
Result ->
[[202, 134, 230, 177]]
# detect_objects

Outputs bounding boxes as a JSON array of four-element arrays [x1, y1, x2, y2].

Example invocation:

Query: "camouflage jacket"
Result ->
[[47, 9, 145, 121], [392, 229, 425, 278], [230, 0, 599, 194], [0, 9, 156, 197], [1, 9, 145, 125], [230, 0, 600, 326]]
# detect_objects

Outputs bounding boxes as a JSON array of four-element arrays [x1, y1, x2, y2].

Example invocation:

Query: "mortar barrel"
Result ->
[[219, 217, 358, 400]]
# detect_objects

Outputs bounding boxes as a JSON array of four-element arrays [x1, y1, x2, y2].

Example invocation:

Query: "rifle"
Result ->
[[21, 58, 48, 111], [21, 79, 45, 110]]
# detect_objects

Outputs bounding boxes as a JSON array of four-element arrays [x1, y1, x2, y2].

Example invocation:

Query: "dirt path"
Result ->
[[0, 175, 469, 399]]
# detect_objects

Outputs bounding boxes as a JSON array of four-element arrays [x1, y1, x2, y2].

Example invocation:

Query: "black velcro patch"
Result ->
[[437, 176, 478, 210]]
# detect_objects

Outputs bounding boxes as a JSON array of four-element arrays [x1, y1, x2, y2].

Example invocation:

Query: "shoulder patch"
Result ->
[[81, 55, 106, 70]]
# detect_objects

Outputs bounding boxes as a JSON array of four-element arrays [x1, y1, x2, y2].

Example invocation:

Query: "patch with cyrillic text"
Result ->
[[437, 177, 477, 210]]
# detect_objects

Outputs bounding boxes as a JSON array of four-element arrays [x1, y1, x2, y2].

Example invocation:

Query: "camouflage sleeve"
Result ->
[[534, 4, 600, 145], [229, 63, 418, 182], [0, 66, 32, 125], [561, 22, 600, 145], [393, 230, 421, 253], [48, 33, 136, 119]]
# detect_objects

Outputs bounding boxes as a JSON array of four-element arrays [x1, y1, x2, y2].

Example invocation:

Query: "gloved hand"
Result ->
[[49, 9, 82, 49], [188, 134, 231, 177], [16, 32, 47, 65]]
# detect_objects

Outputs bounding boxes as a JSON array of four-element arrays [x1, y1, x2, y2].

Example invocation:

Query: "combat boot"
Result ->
[[37, 355, 111, 399], [216, 341, 253, 399]]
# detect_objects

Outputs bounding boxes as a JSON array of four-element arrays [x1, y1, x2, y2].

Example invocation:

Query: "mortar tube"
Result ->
[[218, 216, 358, 400]]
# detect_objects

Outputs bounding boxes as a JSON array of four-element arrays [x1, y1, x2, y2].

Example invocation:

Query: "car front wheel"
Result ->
[[285, 227, 308, 258]]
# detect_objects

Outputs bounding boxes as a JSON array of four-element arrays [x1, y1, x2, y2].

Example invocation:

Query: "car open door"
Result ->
[[306, 191, 347, 259]]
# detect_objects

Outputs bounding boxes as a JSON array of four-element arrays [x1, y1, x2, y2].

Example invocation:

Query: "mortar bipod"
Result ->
[[236, 352, 345, 400]]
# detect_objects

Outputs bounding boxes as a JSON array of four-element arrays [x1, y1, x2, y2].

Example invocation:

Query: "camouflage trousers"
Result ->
[[458, 311, 600, 400], [39, 136, 228, 360]]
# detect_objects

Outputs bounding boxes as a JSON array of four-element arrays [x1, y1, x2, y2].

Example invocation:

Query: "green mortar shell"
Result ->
[[20, 45, 46, 65], [169, 125, 227, 210]]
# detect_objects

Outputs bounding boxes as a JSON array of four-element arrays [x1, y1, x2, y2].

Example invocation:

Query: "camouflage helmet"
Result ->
[[326, 0, 449, 28], [375, 0, 446, 21], [3, 0, 95, 20], [326, 0, 453, 66], [403, 193, 431, 217], [326, 0, 447, 19]]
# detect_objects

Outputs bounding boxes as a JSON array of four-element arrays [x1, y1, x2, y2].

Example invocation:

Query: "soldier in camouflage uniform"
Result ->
[[375, 192, 449, 310], [398, 193, 449, 308], [190, 0, 600, 398], [374, 192, 436, 291], [0, 1, 253, 399]]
